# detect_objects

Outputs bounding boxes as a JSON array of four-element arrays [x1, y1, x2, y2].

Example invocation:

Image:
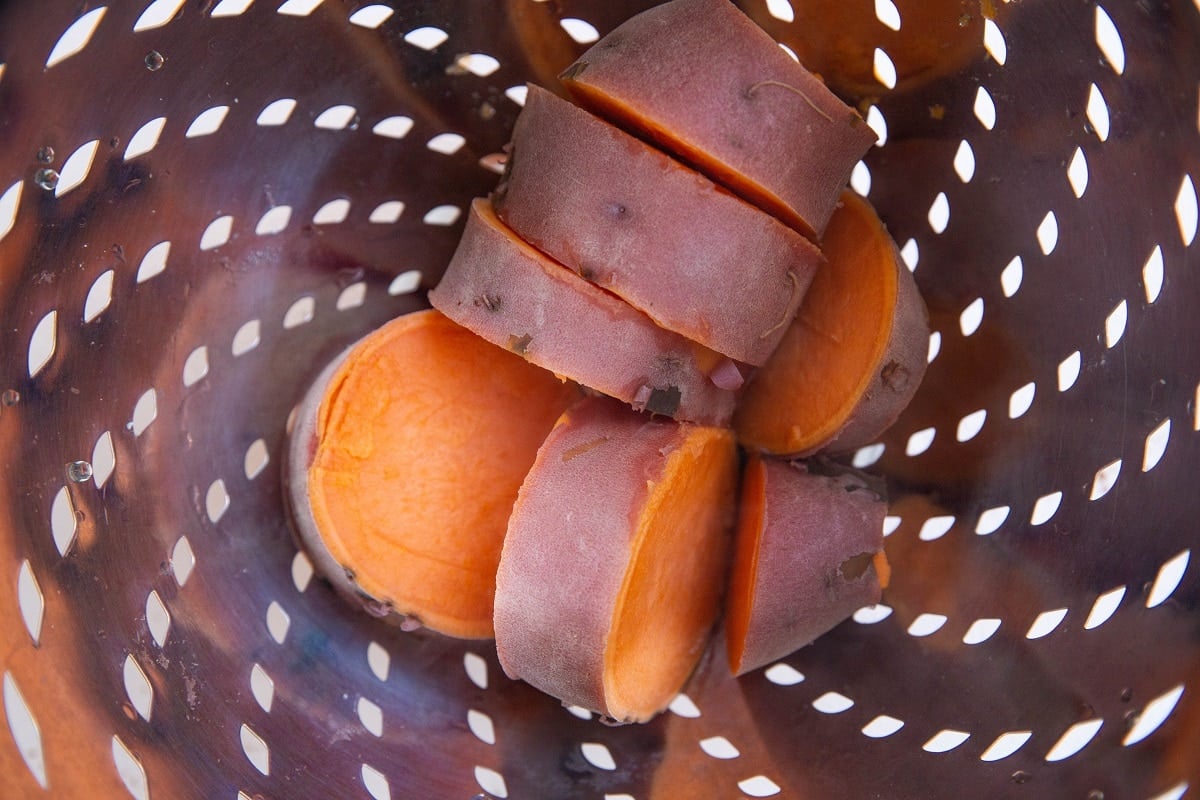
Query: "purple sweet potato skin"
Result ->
[[494, 85, 819, 366], [561, 0, 876, 239], [492, 396, 711, 719], [735, 459, 885, 676], [429, 199, 739, 426]]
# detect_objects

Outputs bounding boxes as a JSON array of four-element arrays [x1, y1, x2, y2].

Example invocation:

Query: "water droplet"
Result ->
[[478, 101, 496, 121], [1119, 687, 1132, 702], [1, 389, 19, 406], [398, 615, 422, 632], [34, 168, 60, 191], [1087, 791, 1105, 800], [66, 460, 93, 482], [1011, 770, 1033, 785], [144, 50, 165, 71], [35, 146, 55, 164]]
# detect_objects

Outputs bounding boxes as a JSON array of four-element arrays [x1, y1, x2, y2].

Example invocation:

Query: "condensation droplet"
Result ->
[[66, 460, 93, 483], [144, 50, 165, 71], [1011, 770, 1033, 784], [35, 146, 55, 164], [34, 168, 59, 191], [1, 389, 19, 406]]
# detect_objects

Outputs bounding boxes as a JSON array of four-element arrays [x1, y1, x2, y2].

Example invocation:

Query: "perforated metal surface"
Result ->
[[0, 1, 1197, 798]]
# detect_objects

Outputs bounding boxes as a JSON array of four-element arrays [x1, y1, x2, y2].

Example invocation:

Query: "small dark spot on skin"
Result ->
[[657, 353, 684, 372], [579, 265, 598, 281], [929, 104, 946, 120], [475, 293, 502, 312], [605, 202, 628, 219], [645, 386, 681, 416], [507, 333, 532, 354], [881, 360, 911, 392]]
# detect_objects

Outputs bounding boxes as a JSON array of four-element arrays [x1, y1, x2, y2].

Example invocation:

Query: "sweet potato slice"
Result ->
[[726, 456, 887, 676], [734, 191, 929, 456], [430, 198, 741, 426], [560, 0, 876, 240], [494, 84, 819, 366], [286, 309, 579, 639], [494, 396, 738, 722]]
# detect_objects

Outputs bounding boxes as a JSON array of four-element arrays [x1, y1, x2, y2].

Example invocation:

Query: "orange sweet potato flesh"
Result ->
[[560, 0, 876, 240], [430, 198, 741, 426], [286, 309, 578, 639], [727, 456, 887, 676], [734, 190, 929, 456], [494, 84, 819, 366], [494, 396, 737, 722]]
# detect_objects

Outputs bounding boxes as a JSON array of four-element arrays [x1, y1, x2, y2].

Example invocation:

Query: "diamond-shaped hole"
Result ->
[[185, 105, 230, 138], [28, 310, 56, 379], [257, 98, 296, 126], [1084, 586, 1126, 630], [1045, 719, 1103, 761], [250, 663, 274, 712], [171, 536, 196, 586], [46, 8, 107, 68], [17, 561, 44, 645], [467, 709, 495, 744], [5, 673, 48, 788], [240, 723, 270, 774], [146, 590, 170, 647], [862, 715, 904, 738], [123, 655, 153, 721], [136, 240, 170, 283], [581, 742, 616, 770], [112, 735, 149, 800], [56, 139, 99, 198]]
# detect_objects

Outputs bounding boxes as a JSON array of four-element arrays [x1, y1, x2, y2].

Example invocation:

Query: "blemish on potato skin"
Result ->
[[475, 293, 502, 312], [507, 333, 533, 354], [646, 386, 682, 416], [561, 436, 609, 462], [881, 360, 911, 392], [605, 201, 629, 219]]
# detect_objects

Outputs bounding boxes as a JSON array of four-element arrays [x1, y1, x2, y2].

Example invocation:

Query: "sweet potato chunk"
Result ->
[[734, 190, 929, 456], [726, 456, 887, 676], [430, 198, 741, 426], [560, 0, 876, 239], [494, 396, 738, 722], [286, 309, 579, 639], [494, 84, 819, 366]]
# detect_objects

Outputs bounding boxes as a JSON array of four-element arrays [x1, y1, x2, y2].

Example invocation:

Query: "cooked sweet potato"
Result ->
[[734, 190, 929, 456], [494, 396, 738, 722], [430, 198, 742, 426], [726, 456, 888, 676], [286, 309, 579, 639], [494, 84, 819, 366], [560, 0, 876, 239]]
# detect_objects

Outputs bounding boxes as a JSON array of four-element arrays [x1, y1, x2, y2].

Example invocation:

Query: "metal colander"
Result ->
[[1, 1, 1197, 797]]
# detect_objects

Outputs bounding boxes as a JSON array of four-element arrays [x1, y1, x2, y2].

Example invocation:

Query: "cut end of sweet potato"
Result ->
[[734, 190, 929, 456], [289, 309, 578, 639], [604, 420, 738, 720], [725, 454, 767, 677], [726, 457, 887, 676], [494, 396, 737, 722]]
